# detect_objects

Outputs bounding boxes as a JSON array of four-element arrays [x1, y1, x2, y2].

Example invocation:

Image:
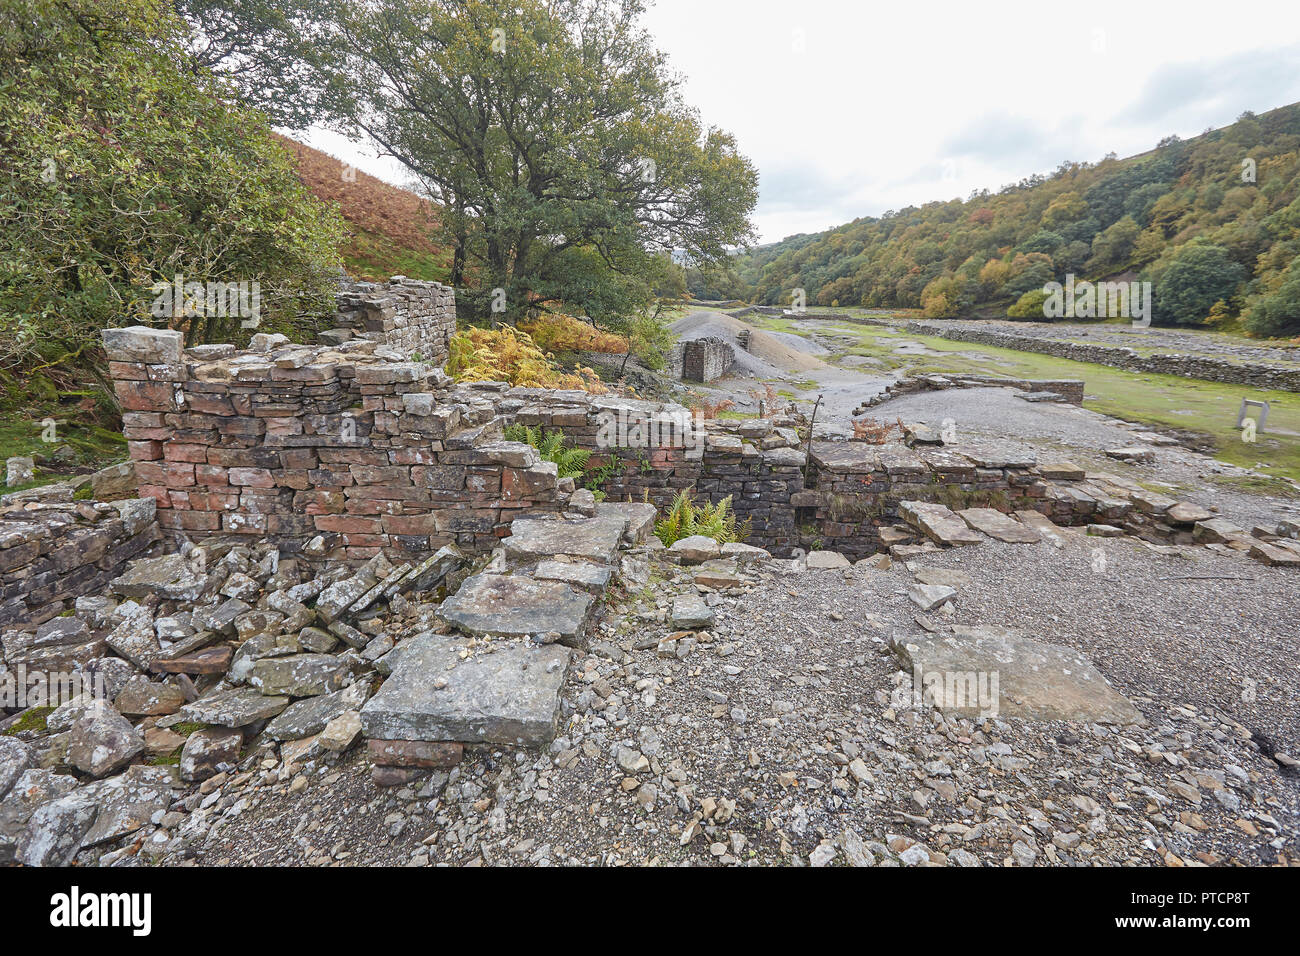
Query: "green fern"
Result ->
[[503, 423, 591, 480], [654, 490, 749, 546]]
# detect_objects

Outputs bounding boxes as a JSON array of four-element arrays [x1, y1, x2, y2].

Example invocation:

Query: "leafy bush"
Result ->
[[0, 0, 346, 374], [447, 325, 606, 392], [502, 424, 591, 480], [1007, 289, 1050, 318], [654, 491, 748, 547]]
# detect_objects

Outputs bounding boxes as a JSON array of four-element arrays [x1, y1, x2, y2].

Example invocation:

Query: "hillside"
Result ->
[[736, 103, 1300, 336], [274, 134, 451, 282]]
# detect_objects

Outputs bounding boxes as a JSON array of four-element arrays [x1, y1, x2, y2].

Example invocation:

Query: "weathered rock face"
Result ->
[[0, 738, 34, 801], [361, 636, 571, 746], [892, 625, 1142, 725], [0, 768, 77, 863]]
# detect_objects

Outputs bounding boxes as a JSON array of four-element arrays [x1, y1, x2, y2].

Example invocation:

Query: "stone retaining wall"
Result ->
[[0, 490, 160, 629]]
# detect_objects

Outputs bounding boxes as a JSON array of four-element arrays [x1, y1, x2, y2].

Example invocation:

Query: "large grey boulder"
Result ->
[[892, 625, 1141, 724]]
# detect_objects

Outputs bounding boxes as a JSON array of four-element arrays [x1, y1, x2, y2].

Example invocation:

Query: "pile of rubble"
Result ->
[[1, 527, 467, 865], [0, 481, 672, 865]]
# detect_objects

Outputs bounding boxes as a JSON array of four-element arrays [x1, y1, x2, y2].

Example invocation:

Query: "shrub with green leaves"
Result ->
[[0, 0, 346, 376], [654, 490, 748, 547], [502, 424, 592, 480]]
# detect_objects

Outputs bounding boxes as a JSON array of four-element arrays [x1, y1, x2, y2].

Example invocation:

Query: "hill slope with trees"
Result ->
[[736, 105, 1300, 336]]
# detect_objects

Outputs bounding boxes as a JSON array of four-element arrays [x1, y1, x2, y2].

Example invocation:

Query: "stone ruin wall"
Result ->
[[898, 320, 1300, 393], [679, 337, 735, 383], [495, 393, 1112, 559], [328, 277, 457, 366], [102, 326, 566, 566]]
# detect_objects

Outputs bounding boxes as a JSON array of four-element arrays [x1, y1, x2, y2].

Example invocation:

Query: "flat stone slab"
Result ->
[[360, 635, 570, 746], [913, 567, 973, 588], [1193, 517, 1243, 544], [957, 508, 1041, 544], [594, 502, 658, 544], [502, 516, 624, 564], [900, 501, 984, 547], [1104, 446, 1156, 463], [806, 550, 851, 569], [1166, 502, 1214, 525], [893, 625, 1142, 724], [533, 559, 612, 593], [1013, 510, 1068, 546], [176, 687, 290, 727], [1037, 462, 1085, 481], [438, 573, 594, 645], [908, 583, 956, 611], [1249, 540, 1300, 567]]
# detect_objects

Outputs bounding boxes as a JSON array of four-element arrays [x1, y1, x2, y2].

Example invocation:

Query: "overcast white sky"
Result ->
[[294, 0, 1300, 245]]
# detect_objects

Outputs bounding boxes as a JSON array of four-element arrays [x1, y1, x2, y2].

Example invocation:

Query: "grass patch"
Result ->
[[2, 706, 53, 735]]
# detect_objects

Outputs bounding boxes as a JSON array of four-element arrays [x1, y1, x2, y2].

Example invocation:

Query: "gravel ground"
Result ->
[[159, 537, 1298, 869]]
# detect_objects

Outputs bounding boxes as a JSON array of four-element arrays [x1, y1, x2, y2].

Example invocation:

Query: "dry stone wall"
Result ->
[[903, 320, 1300, 392], [327, 278, 457, 366], [102, 327, 565, 564]]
